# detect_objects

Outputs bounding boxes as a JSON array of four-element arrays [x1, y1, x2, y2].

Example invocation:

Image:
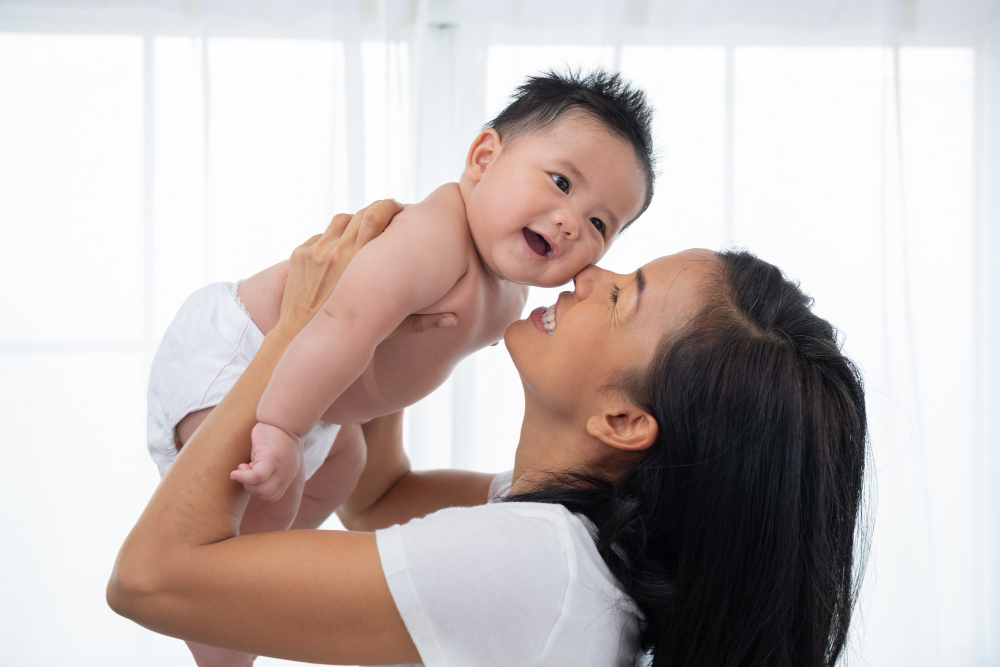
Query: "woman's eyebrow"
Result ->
[[634, 268, 646, 312]]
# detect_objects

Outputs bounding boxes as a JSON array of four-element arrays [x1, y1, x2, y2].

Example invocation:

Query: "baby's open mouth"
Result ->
[[523, 228, 552, 258]]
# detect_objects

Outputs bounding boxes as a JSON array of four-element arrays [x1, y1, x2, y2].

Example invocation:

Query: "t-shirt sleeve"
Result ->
[[487, 469, 513, 501], [375, 503, 572, 667]]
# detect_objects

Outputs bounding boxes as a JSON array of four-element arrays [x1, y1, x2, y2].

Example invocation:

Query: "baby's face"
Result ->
[[466, 113, 647, 288]]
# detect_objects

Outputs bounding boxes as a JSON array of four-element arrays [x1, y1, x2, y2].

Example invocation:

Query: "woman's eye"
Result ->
[[590, 217, 606, 234], [551, 173, 570, 193]]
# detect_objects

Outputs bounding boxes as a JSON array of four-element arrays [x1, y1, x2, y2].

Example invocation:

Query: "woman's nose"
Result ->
[[572, 264, 610, 298]]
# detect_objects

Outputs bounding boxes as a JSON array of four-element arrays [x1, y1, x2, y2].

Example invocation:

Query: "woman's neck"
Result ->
[[509, 401, 601, 495]]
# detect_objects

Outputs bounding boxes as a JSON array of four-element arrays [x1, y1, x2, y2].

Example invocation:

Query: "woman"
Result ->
[[108, 200, 869, 666]]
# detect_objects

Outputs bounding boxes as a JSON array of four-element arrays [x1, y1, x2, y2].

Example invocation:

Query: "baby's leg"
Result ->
[[239, 458, 304, 535], [291, 424, 366, 529]]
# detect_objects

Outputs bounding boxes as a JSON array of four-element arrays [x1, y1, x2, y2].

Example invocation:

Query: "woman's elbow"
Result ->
[[106, 549, 164, 621]]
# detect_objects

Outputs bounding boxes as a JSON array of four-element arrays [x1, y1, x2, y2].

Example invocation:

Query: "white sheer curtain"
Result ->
[[0, 2, 428, 665], [1, 1, 998, 665]]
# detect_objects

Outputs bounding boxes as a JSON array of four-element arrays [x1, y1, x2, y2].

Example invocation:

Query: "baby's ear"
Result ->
[[464, 129, 501, 183]]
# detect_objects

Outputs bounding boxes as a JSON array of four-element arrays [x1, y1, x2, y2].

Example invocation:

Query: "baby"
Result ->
[[147, 69, 655, 537]]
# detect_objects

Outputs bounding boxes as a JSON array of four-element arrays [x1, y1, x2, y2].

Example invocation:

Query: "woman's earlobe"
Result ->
[[464, 129, 501, 183], [586, 408, 658, 452]]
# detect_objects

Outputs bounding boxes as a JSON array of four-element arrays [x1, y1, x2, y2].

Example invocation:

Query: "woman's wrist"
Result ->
[[267, 320, 306, 348]]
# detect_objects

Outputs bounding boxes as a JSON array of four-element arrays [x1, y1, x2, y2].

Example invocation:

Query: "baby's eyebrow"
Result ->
[[554, 158, 587, 189]]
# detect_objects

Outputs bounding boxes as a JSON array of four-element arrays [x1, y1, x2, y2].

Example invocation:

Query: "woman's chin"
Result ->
[[503, 320, 533, 371]]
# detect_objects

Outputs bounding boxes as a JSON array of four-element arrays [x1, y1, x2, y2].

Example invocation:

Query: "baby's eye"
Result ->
[[590, 217, 606, 234], [551, 173, 570, 193]]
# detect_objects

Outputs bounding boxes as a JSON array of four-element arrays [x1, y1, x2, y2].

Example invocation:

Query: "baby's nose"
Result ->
[[553, 209, 579, 240]]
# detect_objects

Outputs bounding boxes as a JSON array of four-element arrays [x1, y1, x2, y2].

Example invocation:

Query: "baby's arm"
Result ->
[[254, 197, 469, 459]]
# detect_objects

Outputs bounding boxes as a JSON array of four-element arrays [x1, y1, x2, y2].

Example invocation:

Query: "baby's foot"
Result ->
[[230, 422, 302, 502]]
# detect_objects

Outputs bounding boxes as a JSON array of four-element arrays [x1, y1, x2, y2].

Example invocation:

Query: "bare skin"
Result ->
[[242, 113, 647, 509], [151, 114, 648, 667], [108, 199, 722, 663], [166, 206, 457, 667]]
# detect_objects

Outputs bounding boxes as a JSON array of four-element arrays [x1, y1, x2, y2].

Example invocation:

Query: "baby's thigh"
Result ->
[[293, 425, 366, 528], [307, 424, 366, 495], [175, 406, 215, 447]]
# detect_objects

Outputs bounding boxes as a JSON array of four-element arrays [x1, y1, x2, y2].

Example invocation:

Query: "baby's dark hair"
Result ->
[[486, 69, 656, 230]]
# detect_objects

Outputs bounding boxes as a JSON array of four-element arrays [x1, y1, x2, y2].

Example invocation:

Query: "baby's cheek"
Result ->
[[554, 253, 596, 286]]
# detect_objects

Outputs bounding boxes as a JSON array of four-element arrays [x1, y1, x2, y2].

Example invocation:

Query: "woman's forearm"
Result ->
[[337, 412, 411, 528], [109, 325, 296, 598], [341, 469, 495, 531], [339, 412, 494, 531]]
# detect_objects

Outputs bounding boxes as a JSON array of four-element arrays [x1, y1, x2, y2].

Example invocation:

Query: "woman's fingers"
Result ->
[[354, 199, 403, 249], [388, 313, 458, 339], [277, 199, 404, 332], [319, 213, 353, 245]]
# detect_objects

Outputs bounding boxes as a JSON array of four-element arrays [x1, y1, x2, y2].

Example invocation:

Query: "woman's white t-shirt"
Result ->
[[374, 472, 643, 667]]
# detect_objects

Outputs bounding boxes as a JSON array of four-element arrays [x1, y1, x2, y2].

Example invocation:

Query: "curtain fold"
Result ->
[[977, 16, 1000, 665]]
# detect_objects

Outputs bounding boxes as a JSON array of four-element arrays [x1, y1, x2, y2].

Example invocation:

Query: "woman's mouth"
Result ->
[[522, 228, 553, 259], [529, 303, 557, 335]]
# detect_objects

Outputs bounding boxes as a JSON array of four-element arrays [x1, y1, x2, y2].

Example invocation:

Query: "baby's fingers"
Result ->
[[230, 459, 274, 486], [243, 476, 286, 502]]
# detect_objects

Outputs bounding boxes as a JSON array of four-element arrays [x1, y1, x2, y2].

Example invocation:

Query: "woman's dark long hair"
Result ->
[[506, 250, 870, 667]]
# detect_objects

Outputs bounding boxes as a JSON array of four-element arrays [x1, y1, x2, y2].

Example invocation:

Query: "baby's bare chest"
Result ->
[[325, 270, 527, 423]]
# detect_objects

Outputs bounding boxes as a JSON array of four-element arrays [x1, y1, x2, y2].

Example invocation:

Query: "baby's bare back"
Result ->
[[239, 194, 527, 425]]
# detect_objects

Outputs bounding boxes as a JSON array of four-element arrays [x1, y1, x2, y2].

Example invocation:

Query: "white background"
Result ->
[[1, 0, 998, 665]]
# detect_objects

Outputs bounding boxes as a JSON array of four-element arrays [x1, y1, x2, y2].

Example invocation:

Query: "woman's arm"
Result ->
[[108, 202, 430, 665], [338, 410, 496, 532]]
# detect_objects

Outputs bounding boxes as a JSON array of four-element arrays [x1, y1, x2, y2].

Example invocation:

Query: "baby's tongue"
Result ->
[[523, 228, 548, 256]]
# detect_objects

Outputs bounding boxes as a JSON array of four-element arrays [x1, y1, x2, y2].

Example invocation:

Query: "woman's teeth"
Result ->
[[541, 304, 556, 335]]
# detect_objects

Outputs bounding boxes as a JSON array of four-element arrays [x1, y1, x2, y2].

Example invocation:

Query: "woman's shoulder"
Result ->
[[379, 497, 623, 609], [382, 498, 583, 558], [375, 499, 642, 667]]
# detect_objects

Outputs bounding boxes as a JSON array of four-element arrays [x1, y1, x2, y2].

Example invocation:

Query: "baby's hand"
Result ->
[[231, 422, 302, 502]]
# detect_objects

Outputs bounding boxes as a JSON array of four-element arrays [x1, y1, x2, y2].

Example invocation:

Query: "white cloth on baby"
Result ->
[[146, 281, 341, 479], [376, 470, 643, 667]]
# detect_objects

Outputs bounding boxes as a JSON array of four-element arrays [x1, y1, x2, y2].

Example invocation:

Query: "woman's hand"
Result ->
[[276, 199, 457, 338]]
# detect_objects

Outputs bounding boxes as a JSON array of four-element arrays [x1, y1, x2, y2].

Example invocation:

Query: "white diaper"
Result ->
[[146, 281, 341, 480]]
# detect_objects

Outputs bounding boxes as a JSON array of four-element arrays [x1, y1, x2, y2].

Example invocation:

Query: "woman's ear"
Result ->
[[586, 405, 658, 452], [464, 129, 501, 183]]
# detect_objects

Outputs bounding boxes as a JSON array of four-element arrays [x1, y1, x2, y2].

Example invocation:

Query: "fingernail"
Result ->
[[438, 316, 457, 327]]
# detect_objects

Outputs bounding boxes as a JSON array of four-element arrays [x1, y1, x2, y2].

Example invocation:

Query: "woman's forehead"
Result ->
[[643, 249, 718, 282], [638, 250, 719, 319]]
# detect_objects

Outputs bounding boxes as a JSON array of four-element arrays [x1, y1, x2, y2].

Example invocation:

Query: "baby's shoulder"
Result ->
[[401, 183, 468, 231], [386, 183, 471, 263]]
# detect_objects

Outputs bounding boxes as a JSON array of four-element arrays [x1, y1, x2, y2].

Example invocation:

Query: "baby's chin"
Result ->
[[498, 264, 577, 288], [485, 249, 581, 287]]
